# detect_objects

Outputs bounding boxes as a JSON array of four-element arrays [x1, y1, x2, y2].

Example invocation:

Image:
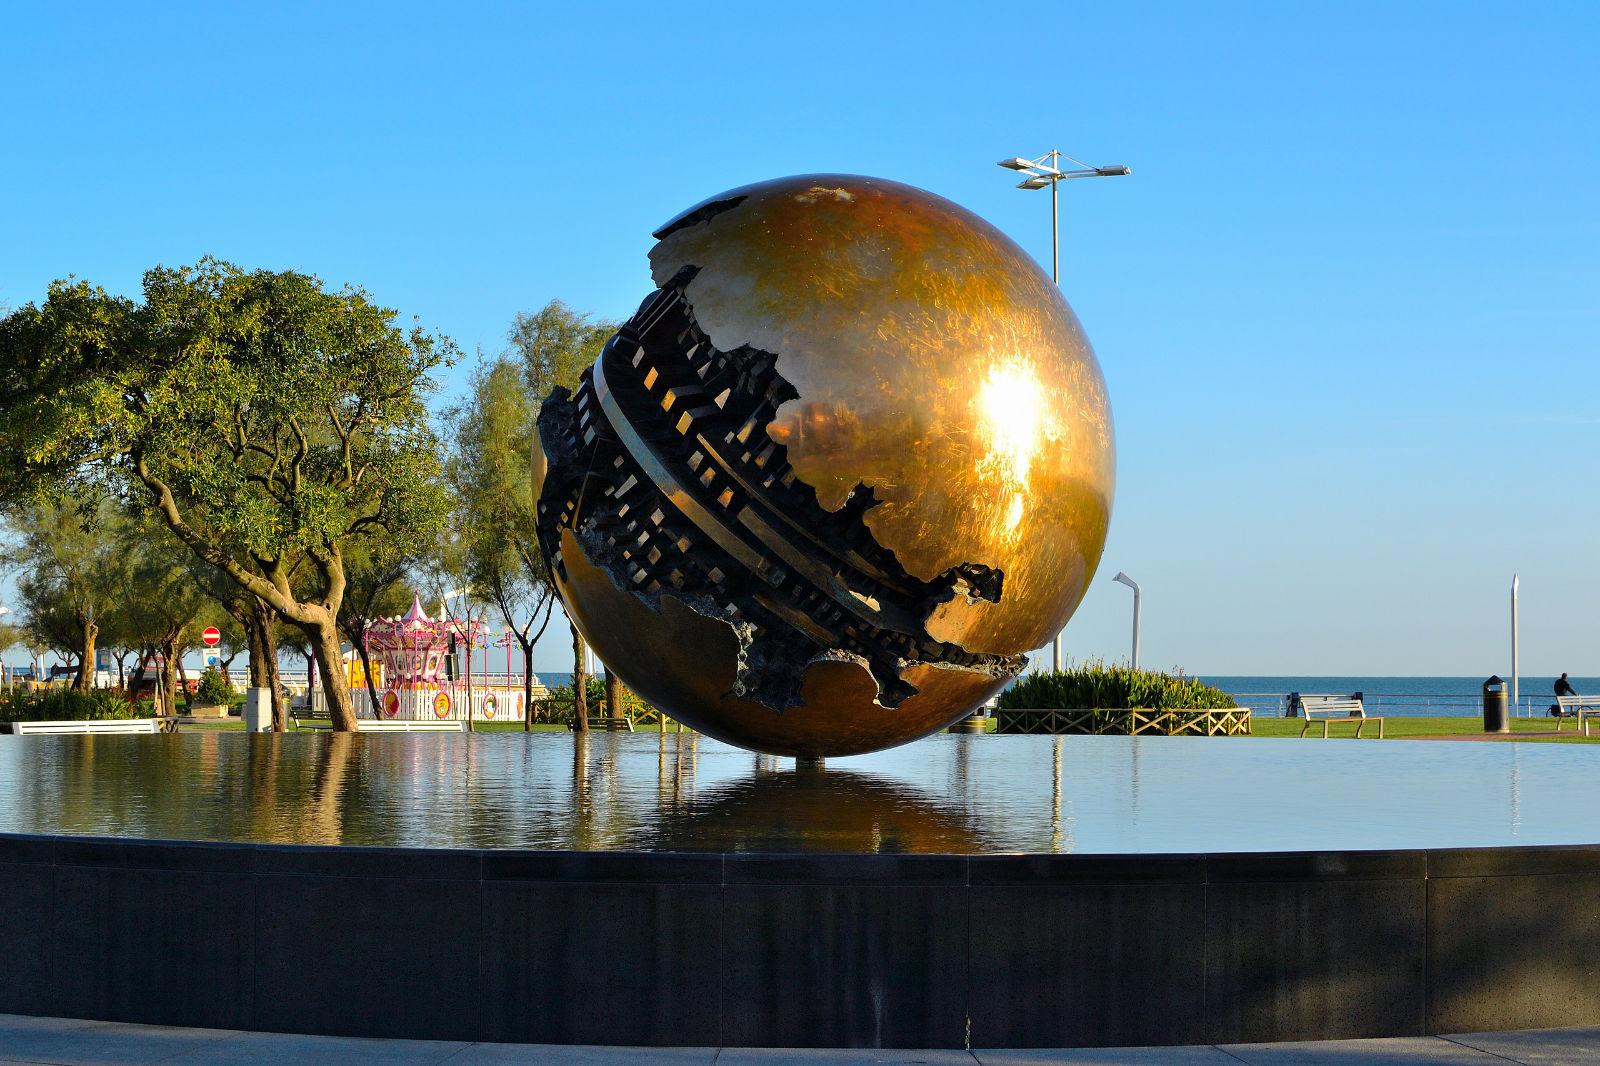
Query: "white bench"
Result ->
[[353, 719, 466, 732], [1295, 694, 1384, 739], [10, 719, 160, 735], [1554, 694, 1600, 734]]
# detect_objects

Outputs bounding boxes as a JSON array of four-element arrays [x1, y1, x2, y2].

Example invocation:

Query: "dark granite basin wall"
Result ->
[[1, 833, 1596, 1048]]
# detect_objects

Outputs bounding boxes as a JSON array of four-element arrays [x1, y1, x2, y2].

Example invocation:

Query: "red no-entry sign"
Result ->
[[201, 627, 222, 647]]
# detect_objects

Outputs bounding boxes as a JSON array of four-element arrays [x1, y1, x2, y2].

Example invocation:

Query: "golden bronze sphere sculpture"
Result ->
[[535, 175, 1114, 757]]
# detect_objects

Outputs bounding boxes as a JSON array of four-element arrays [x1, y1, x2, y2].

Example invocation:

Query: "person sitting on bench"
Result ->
[[1551, 673, 1580, 718]]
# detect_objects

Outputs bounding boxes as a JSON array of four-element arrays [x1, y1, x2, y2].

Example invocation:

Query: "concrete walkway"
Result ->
[[3, 1015, 1600, 1065]]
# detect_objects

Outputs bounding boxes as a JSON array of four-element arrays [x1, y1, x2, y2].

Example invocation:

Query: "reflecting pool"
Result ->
[[0, 732, 1594, 853]]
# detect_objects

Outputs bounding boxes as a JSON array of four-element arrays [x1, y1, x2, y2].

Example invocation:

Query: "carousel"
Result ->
[[360, 596, 523, 722]]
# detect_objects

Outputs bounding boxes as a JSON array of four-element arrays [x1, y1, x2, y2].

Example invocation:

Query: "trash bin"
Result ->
[[1483, 675, 1509, 734]]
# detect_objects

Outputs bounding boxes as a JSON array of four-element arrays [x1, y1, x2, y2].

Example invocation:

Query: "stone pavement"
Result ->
[[2, 1015, 1599, 1065]]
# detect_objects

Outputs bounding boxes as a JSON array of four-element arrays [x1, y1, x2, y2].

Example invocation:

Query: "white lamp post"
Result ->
[[999, 149, 1129, 670], [1511, 574, 1520, 718], [1112, 572, 1142, 670]]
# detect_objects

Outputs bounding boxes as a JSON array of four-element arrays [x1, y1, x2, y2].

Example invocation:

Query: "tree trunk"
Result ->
[[570, 622, 587, 732], [247, 597, 286, 731], [520, 636, 534, 733], [160, 639, 179, 718], [176, 647, 192, 713], [246, 608, 267, 687], [302, 619, 356, 732], [604, 666, 622, 722], [464, 635, 474, 733], [76, 616, 98, 691], [353, 627, 381, 721], [129, 649, 151, 708], [265, 634, 284, 730]]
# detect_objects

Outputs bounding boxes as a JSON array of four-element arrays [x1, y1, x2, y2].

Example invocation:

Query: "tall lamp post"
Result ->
[[1113, 572, 1142, 670], [1511, 574, 1520, 718], [998, 149, 1129, 670]]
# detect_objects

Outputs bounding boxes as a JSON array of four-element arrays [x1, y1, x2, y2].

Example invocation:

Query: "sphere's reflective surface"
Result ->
[[536, 175, 1115, 756]]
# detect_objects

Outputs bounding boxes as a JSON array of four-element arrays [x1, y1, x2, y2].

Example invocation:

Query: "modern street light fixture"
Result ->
[[1000, 148, 1130, 670], [997, 150, 1131, 285], [1112, 572, 1142, 670]]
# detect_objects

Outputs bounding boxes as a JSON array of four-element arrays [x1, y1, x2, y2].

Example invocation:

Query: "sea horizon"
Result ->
[[526, 672, 1598, 719]]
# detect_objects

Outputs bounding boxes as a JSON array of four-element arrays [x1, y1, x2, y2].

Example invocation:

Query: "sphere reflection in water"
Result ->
[[640, 766, 986, 854], [536, 175, 1115, 756]]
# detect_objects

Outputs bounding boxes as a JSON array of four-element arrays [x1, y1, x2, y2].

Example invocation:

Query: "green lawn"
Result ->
[[1247, 714, 1600, 742]]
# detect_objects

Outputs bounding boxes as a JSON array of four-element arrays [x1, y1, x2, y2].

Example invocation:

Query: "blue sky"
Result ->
[[2, 2, 1596, 676]]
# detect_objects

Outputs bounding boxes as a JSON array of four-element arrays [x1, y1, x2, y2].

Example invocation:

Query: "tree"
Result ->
[[113, 513, 210, 715], [13, 571, 85, 672], [191, 565, 288, 729], [2, 499, 127, 690], [238, 592, 286, 729], [508, 300, 614, 404], [420, 529, 491, 730], [336, 539, 419, 718], [0, 261, 454, 730], [571, 624, 588, 726], [0, 618, 20, 690], [506, 301, 614, 728], [445, 354, 559, 729]]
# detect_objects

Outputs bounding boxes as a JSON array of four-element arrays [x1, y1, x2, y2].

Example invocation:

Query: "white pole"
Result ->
[[1131, 585, 1142, 671], [1049, 149, 1062, 675], [1113, 572, 1142, 670], [1511, 574, 1520, 718], [1049, 149, 1060, 286]]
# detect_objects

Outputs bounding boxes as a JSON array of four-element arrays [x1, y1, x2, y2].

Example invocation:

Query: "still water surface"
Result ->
[[0, 732, 1594, 854]]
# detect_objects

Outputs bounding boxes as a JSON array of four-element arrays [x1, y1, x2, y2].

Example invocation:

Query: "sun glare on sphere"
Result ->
[[976, 359, 1052, 534]]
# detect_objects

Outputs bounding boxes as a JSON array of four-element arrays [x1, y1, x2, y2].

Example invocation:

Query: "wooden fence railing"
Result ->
[[994, 706, 1251, 737]]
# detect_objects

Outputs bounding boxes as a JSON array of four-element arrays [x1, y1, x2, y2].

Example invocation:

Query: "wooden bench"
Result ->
[[1293, 693, 1384, 739], [353, 719, 465, 733], [1554, 694, 1600, 734], [10, 719, 160, 735], [573, 715, 635, 732], [289, 706, 327, 731]]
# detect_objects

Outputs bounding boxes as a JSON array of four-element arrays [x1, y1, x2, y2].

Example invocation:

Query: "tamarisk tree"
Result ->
[[506, 301, 614, 726], [0, 260, 453, 730], [445, 354, 559, 728], [1, 498, 126, 690]]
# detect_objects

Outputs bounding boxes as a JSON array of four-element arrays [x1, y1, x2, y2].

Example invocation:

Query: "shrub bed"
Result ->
[[999, 662, 1236, 710], [541, 678, 653, 721], [0, 687, 143, 723]]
